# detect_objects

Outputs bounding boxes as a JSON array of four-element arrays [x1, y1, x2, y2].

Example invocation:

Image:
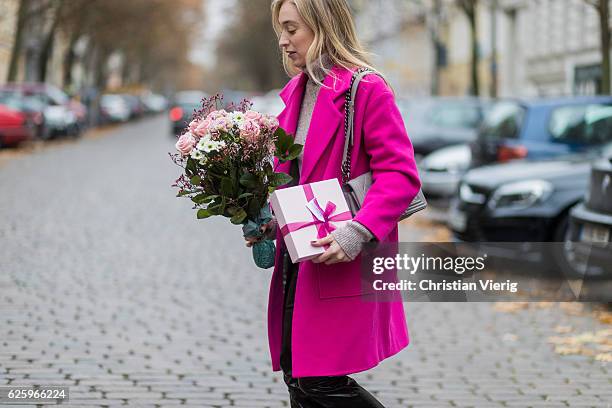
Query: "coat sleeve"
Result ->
[[351, 80, 422, 242]]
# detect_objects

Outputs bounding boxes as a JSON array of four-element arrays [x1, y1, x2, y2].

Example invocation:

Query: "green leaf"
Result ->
[[190, 175, 201, 185], [286, 144, 303, 161], [208, 196, 226, 216], [191, 193, 209, 204], [275, 128, 293, 156], [197, 209, 212, 219], [220, 177, 234, 197], [238, 192, 254, 199], [230, 208, 247, 225], [268, 172, 293, 187], [248, 199, 263, 220], [239, 172, 259, 189], [185, 157, 197, 176]]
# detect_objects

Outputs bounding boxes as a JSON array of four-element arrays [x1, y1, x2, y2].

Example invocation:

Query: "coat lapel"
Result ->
[[273, 73, 307, 178], [274, 65, 354, 184]]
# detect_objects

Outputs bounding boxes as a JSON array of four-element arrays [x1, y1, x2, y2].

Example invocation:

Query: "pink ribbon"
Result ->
[[280, 184, 352, 250]]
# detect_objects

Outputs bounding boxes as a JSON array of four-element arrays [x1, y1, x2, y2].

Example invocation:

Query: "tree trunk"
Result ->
[[62, 31, 79, 88], [489, 0, 498, 97], [598, 0, 611, 94], [430, 0, 443, 96], [467, 2, 480, 96], [38, 0, 63, 82], [7, 0, 30, 82]]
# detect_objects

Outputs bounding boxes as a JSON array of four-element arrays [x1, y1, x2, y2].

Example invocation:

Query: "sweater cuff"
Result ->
[[330, 221, 374, 261]]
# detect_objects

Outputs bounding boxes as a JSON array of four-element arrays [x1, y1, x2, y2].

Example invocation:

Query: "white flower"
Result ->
[[196, 137, 226, 154], [196, 135, 211, 151], [229, 111, 245, 126], [190, 149, 204, 160]]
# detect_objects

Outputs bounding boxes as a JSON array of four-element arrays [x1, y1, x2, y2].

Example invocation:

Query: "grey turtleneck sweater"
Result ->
[[267, 58, 374, 261]]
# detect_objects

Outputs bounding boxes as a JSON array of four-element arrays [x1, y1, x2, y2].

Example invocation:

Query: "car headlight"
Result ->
[[459, 183, 486, 204], [488, 180, 553, 210], [65, 111, 77, 124]]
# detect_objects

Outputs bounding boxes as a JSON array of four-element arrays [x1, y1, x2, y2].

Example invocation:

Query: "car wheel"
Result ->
[[550, 214, 586, 279], [39, 126, 53, 140]]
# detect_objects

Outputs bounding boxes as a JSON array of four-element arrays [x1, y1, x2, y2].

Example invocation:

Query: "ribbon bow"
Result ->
[[279, 184, 352, 249]]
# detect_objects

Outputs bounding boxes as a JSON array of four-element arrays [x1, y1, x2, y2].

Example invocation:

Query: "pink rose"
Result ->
[[245, 110, 262, 121], [188, 119, 199, 133], [193, 118, 212, 138], [259, 115, 279, 133], [239, 119, 261, 142], [210, 116, 231, 133], [175, 132, 196, 156], [206, 109, 228, 122]]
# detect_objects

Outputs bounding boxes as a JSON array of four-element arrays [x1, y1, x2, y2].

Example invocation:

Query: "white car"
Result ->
[[100, 95, 131, 123], [418, 144, 472, 199]]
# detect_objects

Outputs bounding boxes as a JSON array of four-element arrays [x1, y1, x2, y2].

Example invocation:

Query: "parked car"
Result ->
[[568, 153, 612, 277], [100, 94, 131, 123], [68, 98, 88, 132], [141, 93, 168, 113], [397, 97, 491, 159], [0, 92, 49, 139], [449, 142, 612, 276], [0, 83, 80, 138], [0, 104, 34, 147], [169, 91, 207, 136], [119, 94, 145, 119], [419, 144, 472, 200], [470, 96, 612, 168]]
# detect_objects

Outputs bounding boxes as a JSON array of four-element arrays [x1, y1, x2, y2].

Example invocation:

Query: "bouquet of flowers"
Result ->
[[170, 95, 302, 269]]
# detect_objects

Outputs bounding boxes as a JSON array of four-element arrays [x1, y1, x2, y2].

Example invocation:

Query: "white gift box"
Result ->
[[269, 178, 353, 263]]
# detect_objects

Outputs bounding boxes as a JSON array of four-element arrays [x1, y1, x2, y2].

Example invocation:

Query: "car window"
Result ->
[[46, 86, 69, 105], [479, 101, 525, 139], [426, 103, 482, 129], [549, 104, 612, 145], [0, 95, 21, 110]]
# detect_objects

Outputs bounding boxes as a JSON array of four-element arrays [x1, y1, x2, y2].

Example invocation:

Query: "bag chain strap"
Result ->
[[341, 67, 373, 185]]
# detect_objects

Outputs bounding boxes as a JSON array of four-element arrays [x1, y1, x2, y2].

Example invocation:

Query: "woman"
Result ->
[[246, 0, 421, 406]]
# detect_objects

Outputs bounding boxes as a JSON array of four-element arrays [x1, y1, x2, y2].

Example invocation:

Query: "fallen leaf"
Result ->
[[493, 302, 529, 313], [554, 325, 573, 334], [594, 353, 612, 362]]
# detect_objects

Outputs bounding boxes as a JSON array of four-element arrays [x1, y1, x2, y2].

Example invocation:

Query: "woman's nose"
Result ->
[[279, 33, 289, 49]]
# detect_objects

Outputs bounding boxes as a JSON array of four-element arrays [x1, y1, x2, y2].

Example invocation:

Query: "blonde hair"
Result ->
[[271, 0, 384, 88]]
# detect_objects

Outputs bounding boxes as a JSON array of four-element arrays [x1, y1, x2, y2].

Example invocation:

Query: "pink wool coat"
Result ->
[[268, 64, 421, 377]]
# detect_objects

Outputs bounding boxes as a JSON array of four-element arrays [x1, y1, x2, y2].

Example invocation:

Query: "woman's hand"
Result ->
[[311, 235, 351, 265], [245, 220, 276, 248]]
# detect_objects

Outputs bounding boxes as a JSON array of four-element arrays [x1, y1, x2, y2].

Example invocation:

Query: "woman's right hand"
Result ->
[[245, 218, 276, 247]]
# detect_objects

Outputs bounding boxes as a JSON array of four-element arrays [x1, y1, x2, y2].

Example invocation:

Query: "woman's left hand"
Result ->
[[311, 235, 351, 265]]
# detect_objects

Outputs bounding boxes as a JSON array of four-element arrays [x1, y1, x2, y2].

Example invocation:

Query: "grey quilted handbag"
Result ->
[[341, 68, 427, 220]]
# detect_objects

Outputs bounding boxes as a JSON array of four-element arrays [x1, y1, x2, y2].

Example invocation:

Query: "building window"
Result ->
[[574, 64, 602, 95]]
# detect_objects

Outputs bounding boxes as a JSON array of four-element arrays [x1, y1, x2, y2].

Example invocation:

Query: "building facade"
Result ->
[[353, 0, 610, 98], [0, 0, 18, 83]]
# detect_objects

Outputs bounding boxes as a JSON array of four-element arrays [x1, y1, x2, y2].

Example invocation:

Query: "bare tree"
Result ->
[[584, 0, 610, 93], [215, 0, 287, 92], [426, 0, 446, 95], [7, 0, 31, 81], [7, 0, 203, 91], [457, 0, 480, 95]]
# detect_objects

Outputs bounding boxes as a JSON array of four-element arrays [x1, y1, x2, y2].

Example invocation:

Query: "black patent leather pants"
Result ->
[[279, 251, 386, 408]]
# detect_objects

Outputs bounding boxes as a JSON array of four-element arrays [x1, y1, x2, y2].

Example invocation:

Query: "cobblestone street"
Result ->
[[0, 116, 610, 408]]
